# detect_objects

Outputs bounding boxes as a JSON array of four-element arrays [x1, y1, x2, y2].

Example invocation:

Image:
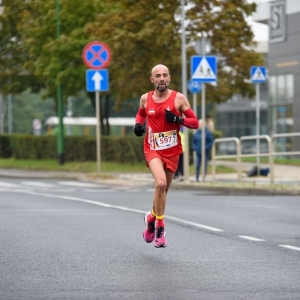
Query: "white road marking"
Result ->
[[279, 245, 300, 251], [58, 181, 106, 188], [165, 216, 224, 232], [12, 190, 225, 233], [0, 181, 22, 188], [238, 236, 265, 242], [20, 181, 57, 188]]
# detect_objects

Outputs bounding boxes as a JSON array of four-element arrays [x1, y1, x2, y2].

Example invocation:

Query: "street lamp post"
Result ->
[[55, 0, 65, 165], [181, 0, 189, 181]]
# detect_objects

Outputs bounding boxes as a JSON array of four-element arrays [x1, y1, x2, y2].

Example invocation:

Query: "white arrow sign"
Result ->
[[92, 71, 103, 90]]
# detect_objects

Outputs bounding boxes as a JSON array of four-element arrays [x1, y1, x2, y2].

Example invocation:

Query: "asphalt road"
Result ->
[[0, 178, 300, 300]]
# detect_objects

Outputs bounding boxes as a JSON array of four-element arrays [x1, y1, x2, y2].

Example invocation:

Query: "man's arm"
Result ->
[[177, 93, 199, 129], [134, 94, 147, 137]]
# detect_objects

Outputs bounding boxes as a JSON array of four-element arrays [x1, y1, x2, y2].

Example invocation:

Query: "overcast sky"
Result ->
[[247, 0, 271, 41]]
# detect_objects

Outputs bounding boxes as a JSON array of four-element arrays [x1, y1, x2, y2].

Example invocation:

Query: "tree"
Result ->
[[0, 0, 263, 131], [186, 0, 263, 103], [87, 0, 263, 107], [0, 0, 114, 135], [85, 0, 183, 109], [0, 0, 42, 95], [18, 0, 107, 101]]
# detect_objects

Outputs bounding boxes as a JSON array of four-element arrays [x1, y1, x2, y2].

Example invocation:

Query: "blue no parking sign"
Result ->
[[82, 41, 111, 70]]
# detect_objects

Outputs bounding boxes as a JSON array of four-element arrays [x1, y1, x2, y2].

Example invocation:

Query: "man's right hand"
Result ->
[[134, 123, 145, 137]]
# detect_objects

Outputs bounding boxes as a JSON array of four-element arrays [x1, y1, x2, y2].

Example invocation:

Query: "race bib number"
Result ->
[[152, 130, 178, 150]]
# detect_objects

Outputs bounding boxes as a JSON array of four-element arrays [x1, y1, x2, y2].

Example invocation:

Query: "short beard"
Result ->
[[156, 84, 168, 92]]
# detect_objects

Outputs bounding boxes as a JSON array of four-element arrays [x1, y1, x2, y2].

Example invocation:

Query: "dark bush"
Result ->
[[0, 134, 144, 163]]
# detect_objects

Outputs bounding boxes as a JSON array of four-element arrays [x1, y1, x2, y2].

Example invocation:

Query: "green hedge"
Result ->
[[0, 134, 144, 163], [0, 130, 222, 163]]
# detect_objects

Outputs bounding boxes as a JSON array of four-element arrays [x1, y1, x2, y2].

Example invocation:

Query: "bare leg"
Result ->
[[148, 158, 174, 216]]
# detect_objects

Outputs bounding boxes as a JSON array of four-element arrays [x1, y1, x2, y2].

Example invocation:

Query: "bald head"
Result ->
[[150, 64, 171, 92], [151, 64, 169, 76]]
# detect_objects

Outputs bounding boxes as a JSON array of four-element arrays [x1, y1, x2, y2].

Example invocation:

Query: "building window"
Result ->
[[269, 74, 294, 104], [269, 73, 294, 154]]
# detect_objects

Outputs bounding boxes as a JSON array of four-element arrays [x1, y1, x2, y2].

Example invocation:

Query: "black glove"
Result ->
[[165, 109, 183, 124], [134, 123, 145, 137]]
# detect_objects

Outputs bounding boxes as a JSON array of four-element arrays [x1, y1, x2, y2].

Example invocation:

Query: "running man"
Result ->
[[133, 64, 198, 248]]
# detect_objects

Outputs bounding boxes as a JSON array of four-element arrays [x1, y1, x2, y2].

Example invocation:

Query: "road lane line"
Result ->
[[238, 236, 265, 242], [0, 181, 22, 188], [165, 216, 224, 232], [13, 190, 225, 233], [279, 245, 300, 251], [58, 181, 107, 188], [20, 181, 57, 188]]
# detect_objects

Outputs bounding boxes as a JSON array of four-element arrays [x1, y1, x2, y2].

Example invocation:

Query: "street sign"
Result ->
[[86, 69, 109, 92], [82, 41, 111, 69], [188, 79, 202, 93], [191, 56, 217, 82], [194, 38, 211, 55], [250, 66, 267, 83]]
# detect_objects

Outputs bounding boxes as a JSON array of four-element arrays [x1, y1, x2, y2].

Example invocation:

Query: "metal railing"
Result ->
[[211, 137, 241, 182], [211, 132, 300, 185], [240, 135, 274, 184]]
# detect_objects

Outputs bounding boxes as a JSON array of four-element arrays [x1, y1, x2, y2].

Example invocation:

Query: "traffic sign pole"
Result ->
[[191, 51, 217, 182], [83, 41, 111, 173], [55, 0, 64, 165], [193, 92, 197, 167], [96, 91, 101, 172], [181, 0, 189, 182], [250, 66, 267, 177], [256, 83, 260, 176], [187, 79, 201, 175], [201, 83, 206, 182]]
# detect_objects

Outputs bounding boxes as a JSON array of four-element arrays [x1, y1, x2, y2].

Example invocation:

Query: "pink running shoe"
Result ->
[[143, 211, 156, 243], [154, 226, 167, 248]]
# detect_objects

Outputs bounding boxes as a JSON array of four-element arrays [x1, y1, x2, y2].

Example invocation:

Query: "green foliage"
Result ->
[[2, 90, 56, 134], [0, 0, 43, 95], [0, 134, 144, 163], [0, 134, 11, 158], [18, 0, 105, 100], [0, 0, 263, 112], [10, 134, 57, 159], [88, 0, 263, 107], [212, 130, 223, 139]]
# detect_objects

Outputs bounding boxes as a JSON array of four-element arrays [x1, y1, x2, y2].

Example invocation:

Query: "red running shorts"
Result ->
[[144, 151, 180, 173]]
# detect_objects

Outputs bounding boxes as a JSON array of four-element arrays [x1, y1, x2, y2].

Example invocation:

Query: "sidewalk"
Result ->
[[0, 163, 299, 195], [211, 160, 300, 185]]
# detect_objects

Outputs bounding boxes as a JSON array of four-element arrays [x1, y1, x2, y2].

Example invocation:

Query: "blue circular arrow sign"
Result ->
[[188, 79, 202, 93]]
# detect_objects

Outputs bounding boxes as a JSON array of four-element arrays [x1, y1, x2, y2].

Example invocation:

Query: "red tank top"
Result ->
[[144, 90, 182, 157]]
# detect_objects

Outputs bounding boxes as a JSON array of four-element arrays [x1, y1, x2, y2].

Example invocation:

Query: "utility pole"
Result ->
[[55, 0, 65, 164], [181, 0, 190, 181], [0, 94, 4, 133], [7, 93, 12, 134]]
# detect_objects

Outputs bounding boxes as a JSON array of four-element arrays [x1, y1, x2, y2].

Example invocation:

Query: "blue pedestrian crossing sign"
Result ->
[[86, 69, 109, 92], [250, 66, 267, 83], [188, 79, 202, 93], [191, 56, 217, 82]]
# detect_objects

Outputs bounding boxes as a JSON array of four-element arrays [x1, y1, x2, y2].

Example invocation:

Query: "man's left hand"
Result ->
[[165, 109, 183, 124]]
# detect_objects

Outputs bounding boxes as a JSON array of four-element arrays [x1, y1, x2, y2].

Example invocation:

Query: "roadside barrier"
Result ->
[[211, 132, 300, 185]]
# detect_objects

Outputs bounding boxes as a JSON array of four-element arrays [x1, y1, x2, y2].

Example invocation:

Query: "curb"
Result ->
[[170, 182, 300, 196], [0, 169, 299, 196]]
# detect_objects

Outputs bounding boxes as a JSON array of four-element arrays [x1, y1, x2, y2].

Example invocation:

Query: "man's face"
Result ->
[[150, 66, 171, 92]]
